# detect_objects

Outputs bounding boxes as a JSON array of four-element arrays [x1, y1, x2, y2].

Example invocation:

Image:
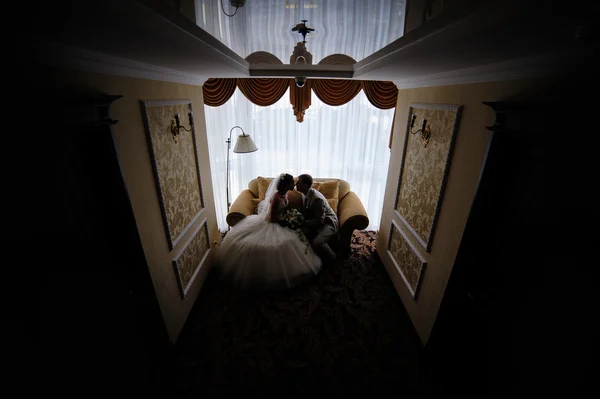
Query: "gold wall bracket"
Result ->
[[170, 112, 194, 143], [410, 114, 432, 147]]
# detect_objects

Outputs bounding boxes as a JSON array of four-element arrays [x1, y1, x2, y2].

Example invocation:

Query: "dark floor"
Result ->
[[169, 231, 432, 399]]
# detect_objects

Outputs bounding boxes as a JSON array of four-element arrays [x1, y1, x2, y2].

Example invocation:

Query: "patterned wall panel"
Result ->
[[172, 218, 211, 298], [140, 99, 205, 250], [394, 103, 462, 251], [387, 220, 427, 299]]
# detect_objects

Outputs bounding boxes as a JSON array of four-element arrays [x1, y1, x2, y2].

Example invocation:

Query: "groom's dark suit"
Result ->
[[302, 188, 339, 261]]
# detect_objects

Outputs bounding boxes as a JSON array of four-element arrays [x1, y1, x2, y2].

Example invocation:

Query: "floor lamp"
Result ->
[[226, 126, 258, 217]]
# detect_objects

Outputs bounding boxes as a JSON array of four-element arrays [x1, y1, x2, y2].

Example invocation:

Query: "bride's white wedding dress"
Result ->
[[217, 186, 322, 289]]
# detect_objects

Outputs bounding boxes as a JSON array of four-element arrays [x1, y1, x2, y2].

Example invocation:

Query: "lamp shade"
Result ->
[[233, 134, 258, 153]]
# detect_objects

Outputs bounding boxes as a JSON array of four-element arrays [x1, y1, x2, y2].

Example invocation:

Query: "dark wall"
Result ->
[[20, 65, 173, 398], [425, 49, 597, 399]]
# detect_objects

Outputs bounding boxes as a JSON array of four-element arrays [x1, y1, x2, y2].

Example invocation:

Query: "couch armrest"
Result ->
[[338, 191, 369, 229], [337, 191, 369, 252], [226, 189, 256, 227]]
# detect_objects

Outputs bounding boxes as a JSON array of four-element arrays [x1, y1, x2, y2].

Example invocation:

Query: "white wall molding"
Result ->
[[33, 39, 209, 86], [393, 50, 583, 89], [31, 37, 592, 90]]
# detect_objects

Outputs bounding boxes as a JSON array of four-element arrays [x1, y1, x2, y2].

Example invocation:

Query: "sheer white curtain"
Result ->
[[205, 88, 394, 233]]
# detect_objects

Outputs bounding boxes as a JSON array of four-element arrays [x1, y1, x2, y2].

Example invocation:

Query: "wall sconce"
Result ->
[[170, 112, 194, 143], [410, 114, 432, 147]]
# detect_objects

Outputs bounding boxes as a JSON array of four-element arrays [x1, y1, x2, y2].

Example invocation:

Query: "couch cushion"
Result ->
[[257, 176, 273, 200], [312, 178, 350, 200], [326, 199, 339, 214], [248, 178, 259, 198], [313, 180, 339, 199], [312, 180, 340, 214]]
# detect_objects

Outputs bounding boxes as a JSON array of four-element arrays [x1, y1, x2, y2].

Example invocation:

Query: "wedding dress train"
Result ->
[[217, 191, 322, 289]]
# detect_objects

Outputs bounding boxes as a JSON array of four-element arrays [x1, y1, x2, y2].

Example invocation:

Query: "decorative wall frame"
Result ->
[[140, 99, 205, 251], [387, 220, 427, 300], [172, 218, 211, 299], [394, 103, 462, 251]]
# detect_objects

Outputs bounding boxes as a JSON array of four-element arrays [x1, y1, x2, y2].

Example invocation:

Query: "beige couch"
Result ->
[[227, 176, 369, 253]]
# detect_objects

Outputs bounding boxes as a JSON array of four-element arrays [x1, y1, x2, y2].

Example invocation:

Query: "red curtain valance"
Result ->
[[202, 53, 398, 122], [203, 77, 397, 121], [202, 77, 237, 107], [362, 80, 398, 110], [237, 78, 289, 106], [311, 79, 363, 106]]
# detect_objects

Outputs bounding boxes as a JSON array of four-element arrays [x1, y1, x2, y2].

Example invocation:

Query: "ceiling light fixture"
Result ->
[[291, 20, 314, 87], [220, 0, 246, 17]]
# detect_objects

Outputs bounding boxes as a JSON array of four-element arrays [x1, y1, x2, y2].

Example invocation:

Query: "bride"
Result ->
[[216, 173, 322, 289]]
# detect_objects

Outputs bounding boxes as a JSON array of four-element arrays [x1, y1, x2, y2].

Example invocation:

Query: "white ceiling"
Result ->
[[28, 0, 597, 87]]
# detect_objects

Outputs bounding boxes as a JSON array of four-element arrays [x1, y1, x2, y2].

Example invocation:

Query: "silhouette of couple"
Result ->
[[218, 173, 339, 289]]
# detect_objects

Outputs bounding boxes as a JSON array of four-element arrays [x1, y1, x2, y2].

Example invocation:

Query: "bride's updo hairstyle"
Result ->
[[277, 173, 294, 192]]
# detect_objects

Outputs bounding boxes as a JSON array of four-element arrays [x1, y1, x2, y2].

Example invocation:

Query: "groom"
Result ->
[[295, 174, 339, 262]]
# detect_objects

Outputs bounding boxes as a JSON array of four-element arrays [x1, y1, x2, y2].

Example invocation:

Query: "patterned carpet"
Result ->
[[172, 230, 429, 399]]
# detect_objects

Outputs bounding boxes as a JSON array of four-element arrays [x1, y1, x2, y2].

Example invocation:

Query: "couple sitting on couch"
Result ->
[[217, 173, 338, 289]]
